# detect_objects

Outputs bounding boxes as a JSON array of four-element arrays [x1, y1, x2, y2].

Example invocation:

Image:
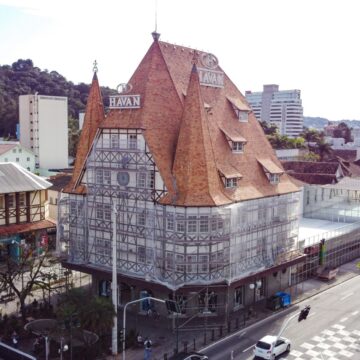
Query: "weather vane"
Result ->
[[93, 60, 98, 73]]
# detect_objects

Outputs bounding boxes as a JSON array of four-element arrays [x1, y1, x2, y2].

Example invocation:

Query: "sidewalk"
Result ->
[[108, 258, 360, 360]]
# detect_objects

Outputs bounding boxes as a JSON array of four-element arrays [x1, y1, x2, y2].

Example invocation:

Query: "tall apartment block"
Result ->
[[245, 84, 304, 137], [19, 94, 68, 170]]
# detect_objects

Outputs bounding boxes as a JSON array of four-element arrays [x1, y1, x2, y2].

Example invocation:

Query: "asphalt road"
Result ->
[[202, 276, 360, 360]]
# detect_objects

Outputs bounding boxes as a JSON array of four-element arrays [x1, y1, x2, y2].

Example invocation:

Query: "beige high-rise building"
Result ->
[[19, 94, 68, 170]]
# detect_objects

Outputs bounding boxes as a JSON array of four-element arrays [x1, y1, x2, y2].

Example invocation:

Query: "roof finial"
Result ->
[[151, 0, 160, 41], [93, 60, 98, 73], [191, 51, 199, 65]]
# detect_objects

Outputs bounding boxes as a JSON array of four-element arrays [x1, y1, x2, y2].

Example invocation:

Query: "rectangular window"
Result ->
[[234, 286, 244, 307], [19, 193, 26, 207], [70, 201, 77, 216], [187, 216, 197, 233], [177, 218, 185, 232], [238, 111, 248, 122], [137, 211, 146, 226], [199, 255, 208, 272], [96, 169, 103, 184], [137, 172, 146, 188], [16, 158, 19, 162], [111, 134, 119, 148], [8, 194, 15, 208], [232, 142, 244, 153], [199, 216, 209, 233], [187, 255, 197, 273], [166, 215, 174, 231], [4, 158, 8, 162], [104, 170, 111, 185], [128, 134, 137, 149], [104, 204, 111, 221], [27, 157, 30, 161], [138, 246, 146, 263], [12, 149, 16, 153], [166, 252, 174, 269], [269, 174, 280, 184], [147, 171, 155, 188], [19, 149, 22, 153], [96, 204, 103, 219], [176, 254, 185, 272], [225, 178, 237, 188]]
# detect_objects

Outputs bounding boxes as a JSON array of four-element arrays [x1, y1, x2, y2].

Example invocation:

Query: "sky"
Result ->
[[1, 0, 360, 121]]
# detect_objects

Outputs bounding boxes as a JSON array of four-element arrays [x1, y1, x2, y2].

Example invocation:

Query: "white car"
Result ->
[[253, 335, 291, 359]]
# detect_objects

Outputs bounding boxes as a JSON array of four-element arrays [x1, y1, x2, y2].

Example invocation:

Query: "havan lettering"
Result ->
[[109, 95, 141, 109]]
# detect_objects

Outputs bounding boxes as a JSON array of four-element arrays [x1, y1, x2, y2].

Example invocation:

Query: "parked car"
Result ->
[[253, 335, 291, 359], [169, 352, 209, 360]]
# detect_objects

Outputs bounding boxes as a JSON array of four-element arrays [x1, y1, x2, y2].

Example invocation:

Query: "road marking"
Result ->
[[238, 331, 246, 338], [340, 292, 353, 301], [243, 344, 255, 352], [351, 310, 359, 316], [340, 317, 348, 322]]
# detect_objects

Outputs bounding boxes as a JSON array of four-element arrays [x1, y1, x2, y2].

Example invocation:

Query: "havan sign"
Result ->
[[109, 95, 141, 109]]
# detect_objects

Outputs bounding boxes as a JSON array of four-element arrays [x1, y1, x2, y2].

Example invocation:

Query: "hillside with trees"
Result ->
[[0, 59, 117, 141]]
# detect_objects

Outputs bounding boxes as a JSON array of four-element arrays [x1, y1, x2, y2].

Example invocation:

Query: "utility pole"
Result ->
[[111, 200, 118, 355]]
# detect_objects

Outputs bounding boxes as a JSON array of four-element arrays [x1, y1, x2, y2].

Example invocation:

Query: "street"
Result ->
[[203, 275, 360, 360]]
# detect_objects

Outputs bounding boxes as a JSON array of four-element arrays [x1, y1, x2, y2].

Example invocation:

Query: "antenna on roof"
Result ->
[[151, 0, 161, 41]]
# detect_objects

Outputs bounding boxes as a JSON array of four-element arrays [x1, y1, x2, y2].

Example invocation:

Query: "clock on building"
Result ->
[[117, 171, 130, 186]]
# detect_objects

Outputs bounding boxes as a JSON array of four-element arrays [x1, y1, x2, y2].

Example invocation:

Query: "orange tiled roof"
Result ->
[[0, 219, 56, 236], [171, 64, 231, 206], [76, 35, 299, 204], [64, 72, 104, 194]]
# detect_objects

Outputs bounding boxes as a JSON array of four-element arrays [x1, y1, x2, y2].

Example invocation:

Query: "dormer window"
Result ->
[[232, 142, 244, 153], [227, 96, 251, 123], [220, 127, 247, 154], [257, 158, 284, 185], [225, 178, 238, 188], [269, 173, 280, 185], [238, 110, 249, 122], [217, 164, 243, 189]]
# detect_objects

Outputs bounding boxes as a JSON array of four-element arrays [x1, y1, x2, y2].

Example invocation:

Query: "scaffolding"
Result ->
[[58, 129, 301, 290]]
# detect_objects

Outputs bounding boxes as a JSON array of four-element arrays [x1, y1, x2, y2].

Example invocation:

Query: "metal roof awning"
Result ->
[[220, 127, 247, 143]]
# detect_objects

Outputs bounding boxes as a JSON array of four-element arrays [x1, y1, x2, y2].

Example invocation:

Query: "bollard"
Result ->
[[203, 332, 207, 345], [211, 329, 215, 341], [235, 317, 239, 329], [183, 341, 188, 353], [193, 338, 196, 351], [163, 354, 167, 360], [219, 325, 223, 338], [227, 320, 231, 333]]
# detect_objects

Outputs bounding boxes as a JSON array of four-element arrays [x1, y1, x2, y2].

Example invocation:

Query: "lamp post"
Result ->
[[122, 296, 165, 360], [111, 200, 118, 355]]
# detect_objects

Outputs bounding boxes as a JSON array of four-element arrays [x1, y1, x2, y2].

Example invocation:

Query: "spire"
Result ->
[[65, 63, 105, 193], [172, 60, 230, 206], [151, 0, 160, 41]]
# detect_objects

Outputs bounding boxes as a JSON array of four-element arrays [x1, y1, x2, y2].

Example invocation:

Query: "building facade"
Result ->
[[0, 163, 55, 264], [58, 34, 305, 320], [245, 84, 304, 137], [0, 142, 35, 172], [19, 94, 69, 171]]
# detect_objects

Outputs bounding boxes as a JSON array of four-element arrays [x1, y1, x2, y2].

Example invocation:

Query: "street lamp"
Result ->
[[111, 200, 118, 355], [122, 296, 165, 360]]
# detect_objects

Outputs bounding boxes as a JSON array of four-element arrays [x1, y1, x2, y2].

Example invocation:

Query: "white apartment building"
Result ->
[[246, 84, 304, 137], [0, 142, 35, 172], [19, 94, 69, 171]]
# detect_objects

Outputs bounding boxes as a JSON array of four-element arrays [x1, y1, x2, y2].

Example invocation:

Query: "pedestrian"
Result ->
[[11, 330, 18, 348], [144, 337, 152, 360]]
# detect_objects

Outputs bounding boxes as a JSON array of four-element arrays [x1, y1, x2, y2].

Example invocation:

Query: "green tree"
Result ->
[[316, 140, 332, 161]]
